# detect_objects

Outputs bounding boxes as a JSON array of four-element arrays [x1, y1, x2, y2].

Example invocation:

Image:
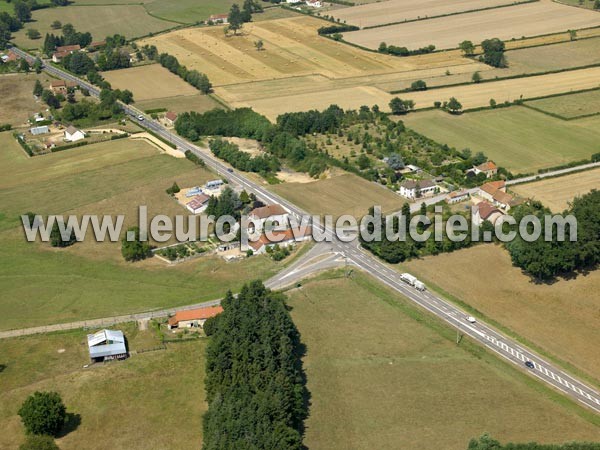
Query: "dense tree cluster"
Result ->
[[203, 281, 308, 449], [480, 38, 506, 68], [18, 391, 66, 436], [61, 51, 95, 74], [277, 104, 346, 135], [210, 138, 280, 174], [505, 190, 599, 280], [0, 12, 23, 49], [205, 186, 244, 219], [378, 42, 436, 56], [317, 24, 359, 35], [155, 53, 211, 93], [121, 226, 151, 261], [468, 433, 600, 450], [176, 108, 271, 140]]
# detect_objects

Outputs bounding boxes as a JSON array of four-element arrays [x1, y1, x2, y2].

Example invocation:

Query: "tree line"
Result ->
[[203, 281, 308, 449], [468, 433, 600, 450], [210, 138, 280, 175]]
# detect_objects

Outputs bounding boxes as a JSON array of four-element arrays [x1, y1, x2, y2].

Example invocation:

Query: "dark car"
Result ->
[[525, 361, 535, 369], [227, 168, 234, 173]]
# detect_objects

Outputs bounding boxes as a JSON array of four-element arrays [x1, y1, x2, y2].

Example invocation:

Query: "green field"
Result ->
[[525, 89, 600, 119], [0, 324, 207, 449], [403, 107, 600, 173], [0, 132, 285, 330], [287, 273, 600, 450], [144, 0, 239, 23], [136, 94, 224, 115], [11, 5, 177, 48]]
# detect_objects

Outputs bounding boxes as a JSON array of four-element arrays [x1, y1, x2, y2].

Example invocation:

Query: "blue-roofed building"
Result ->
[[87, 329, 127, 362]]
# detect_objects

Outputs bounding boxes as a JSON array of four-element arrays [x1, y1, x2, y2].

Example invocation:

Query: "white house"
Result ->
[[286, 0, 302, 3], [208, 13, 229, 23], [306, 0, 322, 6], [87, 329, 127, 362], [399, 179, 437, 199], [446, 190, 470, 204], [248, 204, 289, 233], [186, 193, 211, 214], [64, 125, 85, 142]]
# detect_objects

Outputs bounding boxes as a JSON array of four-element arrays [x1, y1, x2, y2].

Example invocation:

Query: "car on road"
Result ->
[[137, 115, 144, 121], [525, 361, 535, 369], [465, 316, 477, 324], [227, 168, 234, 173]]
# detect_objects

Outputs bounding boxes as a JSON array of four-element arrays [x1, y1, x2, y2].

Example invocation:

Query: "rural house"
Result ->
[[64, 126, 85, 142], [186, 193, 211, 214], [168, 306, 224, 329], [306, 0, 323, 7], [478, 180, 506, 202], [399, 179, 438, 199], [50, 80, 68, 94], [1, 50, 19, 63], [164, 111, 178, 126], [446, 190, 470, 204], [87, 329, 127, 362], [248, 204, 289, 233], [56, 44, 81, 53], [472, 201, 504, 226], [248, 227, 312, 254], [471, 161, 498, 178], [209, 14, 229, 23]]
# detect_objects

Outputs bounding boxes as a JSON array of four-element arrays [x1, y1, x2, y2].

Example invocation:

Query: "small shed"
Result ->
[[87, 329, 127, 362]]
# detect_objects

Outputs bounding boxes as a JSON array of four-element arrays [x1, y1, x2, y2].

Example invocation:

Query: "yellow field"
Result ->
[[343, 1, 600, 50], [101, 65, 199, 101], [404, 245, 600, 384], [511, 168, 600, 212]]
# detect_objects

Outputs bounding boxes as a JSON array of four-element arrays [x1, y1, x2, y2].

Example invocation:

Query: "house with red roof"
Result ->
[[168, 306, 223, 329]]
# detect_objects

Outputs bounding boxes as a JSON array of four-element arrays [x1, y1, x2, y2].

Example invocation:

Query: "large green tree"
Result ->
[[481, 38, 506, 68], [121, 226, 151, 261], [18, 392, 66, 437], [14, 0, 31, 23], [227, 4, 244, 35]]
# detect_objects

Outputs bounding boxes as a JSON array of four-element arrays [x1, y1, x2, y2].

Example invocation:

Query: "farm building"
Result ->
[[87, 329, 127, 362], [1, 50, 18, 63], [87, 41, 106, 51], [205, 179, 224, 190], [186, 193, 211, 214], [168, 306, 223, 329], [472, 201, 504, 226], [209, 14, 229, 23], [399, 179, 438, 199], [306, 0, 323, 7], [185, 186, 203, 198], [30, 125, 49, 135], [56, 44, 81, 53], [471, 161, 498, 178], [478, 180, 506, 202], [164, 111, 178, 126], [446, 190, 470, 204], [248, 204, 289, 232], [64, 126, 85, 142], [248, 226, 312, 254]]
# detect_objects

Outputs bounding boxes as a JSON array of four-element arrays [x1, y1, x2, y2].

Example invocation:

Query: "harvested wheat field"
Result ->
[[343, 1, 600, 50], [139, 16, 478, 86], [511, 168, 600, 212], [404, 244, 600, 384], [402, 66, 600, 110], [331, 0, 521, 28], [101, 65, 199, 101]]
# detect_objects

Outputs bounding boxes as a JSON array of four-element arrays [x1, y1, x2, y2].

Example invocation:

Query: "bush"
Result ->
[[19, 435, 60, 450], [18, 392, 66, 437]]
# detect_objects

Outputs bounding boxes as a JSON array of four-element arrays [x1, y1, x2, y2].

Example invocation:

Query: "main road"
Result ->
[[12, 46, 600, 414]]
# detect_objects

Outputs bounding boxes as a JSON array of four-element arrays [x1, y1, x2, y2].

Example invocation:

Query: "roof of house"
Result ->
[[89, 41, 106, 48], [448, 190, 469, 199], [87, 329, 126, 358], [475, 161, 498, 172], [401, 179, 437, 190], [187, 194, 211, 210], [492, 189, 513, 205], [65, 125, 79, 135], [56, 44, 81, 52], [165, 111, 178, 121], [249, 204, 288, 219], [476, 201, 502, 220], [50, 80, 67, 88], [480, 180, 505, 196], [249, 226, 312, 251], [168, 306, 224, 326], [209, 13, 228, 19], [4, 51, 18, 62]]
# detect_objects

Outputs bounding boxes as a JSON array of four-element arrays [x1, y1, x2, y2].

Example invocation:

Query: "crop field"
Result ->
[[403, 107, 600, 173], [136, 93, 223, 115], [144, 0, 239, 23], [11, 5, 177, 49], [0, 325, 207, 449], [0, 73, 53, 126], [101, 65, 199, 101], [330, 0, 521, 28], [0, 132, 284, 330], [525, 89, 600, 118], [401, 66, 600, 111], [511, 168, 600, 212], [271, 173, 404, 217], [139, 16, 481, 86], [287, 273, 600, 450], [343, 2, 600, 50], [404, 244, 600, 385]]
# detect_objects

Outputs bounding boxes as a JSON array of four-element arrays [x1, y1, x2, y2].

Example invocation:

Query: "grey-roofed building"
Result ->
[[30, 125, 49, 136], [87, 329, 127, 362]]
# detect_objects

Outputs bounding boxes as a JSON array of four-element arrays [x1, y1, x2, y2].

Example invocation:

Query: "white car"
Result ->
[[137, 115, 144, 121], [466, 316, 477, 324]]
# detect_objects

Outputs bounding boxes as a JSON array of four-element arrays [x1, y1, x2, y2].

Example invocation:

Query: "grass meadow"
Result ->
[[0, 324, 208, 449], [136, 93, 224, 115], [0, 73, 54, 126], [287, 272, 600, 450], [0, 131, 284, 330], [404, 244, 600, 386], [403, 107, 600, 173], [525, 89, 600, 119]]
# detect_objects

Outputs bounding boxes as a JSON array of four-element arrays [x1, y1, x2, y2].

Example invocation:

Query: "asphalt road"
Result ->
[[11, 47, 600, 414]]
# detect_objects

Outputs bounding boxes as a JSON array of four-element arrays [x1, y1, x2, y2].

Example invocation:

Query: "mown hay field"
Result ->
[[136, 93, 223, 114], [343, 2, 600, 50], [511, 168, 600, 212], [330, 0, 520, 28], [403, 107, 600, 173], [139, 16, 479, 87], [271, 173, 405, 217], [404, 245, 600, 385], [0, 132, 284, 330], [288, 273, 600, 450], [525, 89, 600, 118], [12, 5, 177, 49], [0, 325, 207, 449], [101, 65, 199, 101]]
